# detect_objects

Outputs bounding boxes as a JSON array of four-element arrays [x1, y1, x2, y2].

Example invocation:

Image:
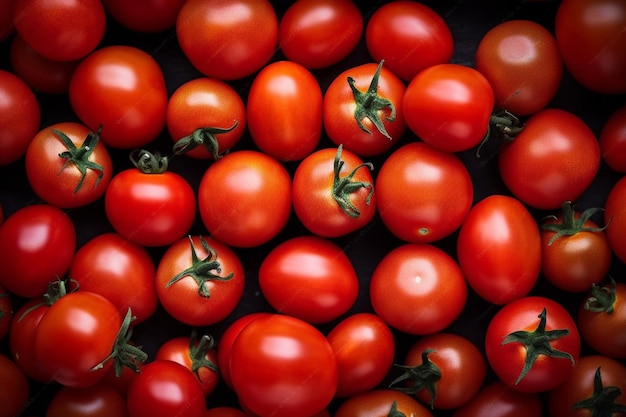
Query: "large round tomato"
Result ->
[[176, 0, 278, 80], [452, 380, 543, 417], [370, 243, 467, 335], [600, 104, 626, 173], [69, 45, 168, 149], [278, 0, 363, 69], [46, 382, 128, 417], [605, 176, 626, 263], [0, 353, 30, 417], [102, 0, 186, 33], [247, 60, 322, 161], [457, 195, 541, 305], [555, 0, 626, 94], [334, 389, 433, 417], [376, 141, 473, 243], [229, 314, 338, 417], [365, 1, 453, 82], [403, 63, 494, 152], [485, 296, 581, 393]]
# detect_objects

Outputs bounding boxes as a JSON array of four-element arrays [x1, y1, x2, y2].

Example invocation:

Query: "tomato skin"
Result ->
[[365, 1, 453, 82], [334, 389, 434, 417], [457, 195, 541, 305], [102, 0, 186, 33], [475, 19, 563, 116], [376, 142, 473, 243], [279, 0, 363, 69], [600, 105, 626, 173], [604, 176, 626, 263], [370, 243, 467, 335], [452, 380, 543, 417], [176, 0, 278, 80], [0, 353, 30, 417], [403, 63, 494, 153], [46, 382, 128, 417]]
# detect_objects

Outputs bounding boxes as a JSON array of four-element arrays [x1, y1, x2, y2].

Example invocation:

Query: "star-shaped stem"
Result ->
[[55, 125, 105, 193], [188, 329, 219, 376], [387, 401, 407, 417], [332, 144, 374, 218], [574, 366, 626, 417], [541, 201, 606, 246], [388, 349, 441, 409], [172, 120, 239, 160], [584, 276, 617, 314]]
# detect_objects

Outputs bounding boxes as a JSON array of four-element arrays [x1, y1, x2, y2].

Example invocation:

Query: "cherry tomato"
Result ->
[[604, 176, 626, 263], [600, 104, 626, 173], [452, 380, 543, 417], [102, 0, 186, 33], [376, 142, 473, 243], [46, 382, 128, 417], [334, 389, 434, 417], [0, 353, 30, 417]]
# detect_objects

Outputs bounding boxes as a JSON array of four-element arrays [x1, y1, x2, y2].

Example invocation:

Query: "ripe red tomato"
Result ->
[[323, 60, 407, 157], [0, 285, 11, 341], [69, 45, 168, 149], [600, 105, 626, 173], [604, 176, 626, 263], [457, 195, 541, 305], [370, 243, 467, 335], [555, 0, 626, 94], [102, 0, 186, 33], [334, 389, 434, 417], [498, 108, 601, 210], [365, 1, 453, 82], [155, 235, 245, 326], [475, 19, 563, 116], [197, 150, 292, 248], [229, 314, 338, 417], [259, 235, 359, 324], [485, 296, 581, 393], [403, 63, 494, 152], [176, 0, 278, 80], [278, 0, 363, 69], [452, 380, 543, 417], [376, 142, 473, 243], [247, 60, 323, 161], [0, 353, 30, 417], [46, 382, 128, 417]]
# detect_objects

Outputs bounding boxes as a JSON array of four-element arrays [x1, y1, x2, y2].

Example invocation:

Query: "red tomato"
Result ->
[[13, 0, 105, 61], [155, 235, 245, 326], [0, 204, 76, 298], [323, 60, 407, 157], [69, 45, 168, 149], [258, 235, 359, 324], [376, 142, 473, 243], [452, 380, 543, 417], [278, 0, 363, 69], [457, 195, 541, 305], [475, 19, 563, 116], [46, 382, 128, 417], [102, 0, 186, 33], [370, 243, 467, 335], [0, 68, 40, 166], [604, 176, 626, 263], [0, 353, 30, 417], [485, 296, 581, 393], [498, 108, 601, 210], [403, 63, 494, 152], [555, 0, 626, 94], [197, 150, 292, 248], [167, 77, 246, 160], [365, 1, 453, 82], [176, 0, 278, 80], [600, 104, 626, 172], [334, 389, 433, 417], [25, 122, 113, 209], [229, 314, 338, 417], [0, 285, 11, 341]]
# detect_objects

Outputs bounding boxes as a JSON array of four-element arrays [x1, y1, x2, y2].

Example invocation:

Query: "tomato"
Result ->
[[155, 235, 245, 326], [0, 204, 76, 298], [403, 63, 494, 152], [205, 407, 246, 417], [25, 122, 113, 209], [475, 19, 563, 116], [485, 296, 581, 393], [365, 1, 453, 82], [176, 0, 278, 80], [69, 45, 168, 149], [452, 380, 543, 417], [0, 68, 40, 166], [167, 77, 246, 160], [197, 150, 292, 248], [13, 0, 105, 61], [334, 389, 434, 417], [46, 382, 128, 417], [102, 0, 186, 33], [259, 235, 359, 324], [604, 176, 626, 263], [323, 60, 407, 157], [292, 145, 375, 238], [376, 142, 473, 243], [0, 0, 15, 42], [0, 285, 11, 341], [548, 354, 626, 417], [127, 359, 206, 417], [578, 278, 626, 359], [457, 195, 540, 305], [498, 108, 601, 210], [278, 0, 363, 69], [555, 0, 626, 94], [0, 353, 30, 417], [104, 151, 196, 247], [247, 60, 322, 161], [229, 314, 338, 417], [391, 333, 486, 409], [370, 243, 467, 335], [600, 104, 626, 173], [68, 232, 158, 324]]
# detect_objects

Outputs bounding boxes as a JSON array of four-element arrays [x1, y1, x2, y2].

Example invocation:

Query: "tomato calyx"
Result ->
[[584, 277, 617, 314], [388, 348, 441, 409], [54, 125, 105, 193], [387, 400, 407, 417], [165, 235, 234, 298], [172, 121, 239, 160], [129, 148, 169, 174], [188, 329, 219, 376], [573, 366, 626, 416], [476, 110, 524, 158], [18, 278, 77, 322], [502, 307, 575, 385], [333, 144, 374, 218], [541, 201, 607, 246], [348, 59, 396, 140]]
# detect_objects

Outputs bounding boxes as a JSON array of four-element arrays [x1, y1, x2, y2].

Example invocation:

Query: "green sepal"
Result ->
[[574, 366, 626, 417], [389, 349, 441, 409], [332, 144, 374, 218], [54, 125, 105, 193]]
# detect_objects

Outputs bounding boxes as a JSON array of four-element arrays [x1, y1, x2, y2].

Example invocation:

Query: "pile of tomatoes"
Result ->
[[0, 0, 625, 416]]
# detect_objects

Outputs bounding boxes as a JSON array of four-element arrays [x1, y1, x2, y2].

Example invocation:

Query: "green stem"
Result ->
[[584, 277, 617, 314], [188, 329, 219, 376], [54, 125, 105, 193], [332, 144, 374, 218], [574, 366, 626, 416], [172, 121, 238, 160], [129, 149, 169, 174], [541, 201, 607, 246], [389, 349, 441, 409]]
